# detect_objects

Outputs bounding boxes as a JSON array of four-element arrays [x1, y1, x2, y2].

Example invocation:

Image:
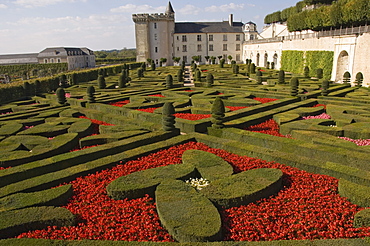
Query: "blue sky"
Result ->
[[0, 0, 298, 54]]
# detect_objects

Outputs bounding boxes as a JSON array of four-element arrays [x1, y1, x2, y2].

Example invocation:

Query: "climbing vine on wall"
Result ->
[[305, 51, 334, 79], [281, 51, 304, 74]]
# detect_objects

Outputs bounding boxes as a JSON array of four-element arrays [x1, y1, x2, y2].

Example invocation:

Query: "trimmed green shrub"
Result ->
[[250, 63, 256, 74], [278, 70, 285, 84], [290, 77, 299, 96], [107, 163, 195, 200], [0, 206, 75, 239], [211, 97, 225, 129], [354, 209, 370, 228], [118, 74, 127, 88], [177, 69, 183, 82], [97, 75, 106, 89], [321, 80, 329, 96], [338, 179, 370, 207], [316, 68, 324, 79], [86, 86, 95, 103], [206, 73, 214, 88], [156, 179, 222, 242], [271, 62, 275, 70], [355, 72, 364, 87], [220, 59, 225, 68], [343, 71, 351, 83], [195, 69, 201, 82], [256, 75, 263, 85], [162, 102, 176, 131], [304, 66, 310, 78], [165, 75, 173, 89], [0, 185, 73, 212], [56, 88, 66, 105], [59, 74, 68, 88], [151, 61, 156, 71]]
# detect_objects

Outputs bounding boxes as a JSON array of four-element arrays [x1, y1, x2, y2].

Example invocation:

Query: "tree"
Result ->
[[220, 59, 225, 68], [227, 55, 233, 64], [343, 71, 351, 83], [206, 73, 214, 87], [162, 102, 176, 131], [205, 56, 210, 64], [192, 56, 200, 64], [290, 77, 299, 96], [160, 58, 167, 66], [98, 75, 106, 89], [211, 56, 216, 64], [173, 57, 181, 65], [177, 69, 184, 82], [86, 86, 96, 103], [316, 68, 323, 79], [56, 87, 66, 104], [278, 70, 285, 84], [166, 74, 173, 89], [321, 80, 329, 96], [151, 60, 156, 71]]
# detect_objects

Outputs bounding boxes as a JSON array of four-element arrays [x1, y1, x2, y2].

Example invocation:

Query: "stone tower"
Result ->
[[243, 21, 258, 41], [132, 2, 175, 65]]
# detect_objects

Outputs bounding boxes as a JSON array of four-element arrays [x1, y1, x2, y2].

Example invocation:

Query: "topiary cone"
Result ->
[[56, 87, 66, 104], [211, 97, 225, 129], [290, 77, 299, 96], [162, 102, 176, 131], [86, 86, 96, 103], [98, 75, 106, 89], [166, 74, 173, 89], [321, 80, 329, 96], [206, 73, 214, 87]]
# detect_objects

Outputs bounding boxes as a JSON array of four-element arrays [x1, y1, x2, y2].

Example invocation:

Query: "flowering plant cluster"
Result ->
[[226, 106, 248, 111], [136, 108, 158, 113], [253, 97, 278, 103], [245, 119, 287, 138], [173, 113, 211, 120], [109, 100, 130, 107], [148, 94, 165, 97], [339, 137, 370, 146], [16, 142, 370, 241], [185, 178, 210, 190], [302, 113, 331, 120]]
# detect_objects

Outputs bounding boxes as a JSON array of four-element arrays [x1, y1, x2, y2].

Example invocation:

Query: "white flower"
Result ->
[[185, 177, 210, 190]]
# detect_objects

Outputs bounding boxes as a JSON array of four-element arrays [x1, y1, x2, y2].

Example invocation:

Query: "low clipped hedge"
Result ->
[[354, 209, 370, 228], [0, 185, 73, 212], [156, 180, 222, 242], [0, 206, 75, 238], [338, 179, 370, 207]]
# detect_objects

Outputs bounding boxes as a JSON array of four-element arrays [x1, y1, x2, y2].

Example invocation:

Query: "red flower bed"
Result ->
[[313, 104, 327, 109], [17, 142, 370, 241], [148, 94, 165, 97], [109, 100, 130, 107], [245, 119, 287, 137], [253, 97, 278, 103], [226, 106, 248, 111], [136, 108, 158, 113], [173, 113, 211, 120]]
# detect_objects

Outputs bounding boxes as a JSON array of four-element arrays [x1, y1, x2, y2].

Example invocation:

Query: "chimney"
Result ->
[[229, 14, 233, 26]]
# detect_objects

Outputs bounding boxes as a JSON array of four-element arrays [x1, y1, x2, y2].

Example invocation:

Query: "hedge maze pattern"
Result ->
[[0, 63, 369, 245]]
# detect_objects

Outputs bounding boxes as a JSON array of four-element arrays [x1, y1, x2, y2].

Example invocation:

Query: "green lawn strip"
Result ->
[[0, 185, 73, 212], [0, 206, 75, 239], [192, 133, 370, 187], [0, 131, 179, 188], [1, 238, 370, 245], [0, 134, 194, 197]]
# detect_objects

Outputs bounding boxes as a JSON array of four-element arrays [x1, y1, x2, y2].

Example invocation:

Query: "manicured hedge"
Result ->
[[338, 179, 370, 207]]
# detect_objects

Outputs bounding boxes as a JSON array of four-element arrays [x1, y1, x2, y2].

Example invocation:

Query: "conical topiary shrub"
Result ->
[[59, 74, 68, 88], [211, 97, 225, 129], [195, 69, 201, 82], [56, 87, 66, 104], [304, 66, 310, 78], [256, 75, 263, 85], [206, 73, 214, 88], [321, 80, 329, 96], [118, 74, 127, 88], [177, 69, 183, 82], [250, 63, 256, 74], [355, 72, 363, 87], [23, 82, 31, 97], [166, 74, 173, 89], [343, 71, 351, 84], [98, 75, 106, 89], [278, 70, 285, 84], [151, 61, 156, 71], [316, 68, 323, 79], [162, 102, 176, 131], [86, 86, 96, 103], [290, 77, 299, 96]]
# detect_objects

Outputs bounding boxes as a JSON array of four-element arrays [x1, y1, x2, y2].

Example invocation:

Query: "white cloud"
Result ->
[[205, 3, 246, 13], [0, 4, 8, 9], [13, 0, 86, 8], [110, 4, 165, 13], [178, 5, 201, 16]]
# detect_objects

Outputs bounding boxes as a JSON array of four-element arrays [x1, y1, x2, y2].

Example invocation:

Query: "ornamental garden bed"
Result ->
[[0, 64, 369, 245]]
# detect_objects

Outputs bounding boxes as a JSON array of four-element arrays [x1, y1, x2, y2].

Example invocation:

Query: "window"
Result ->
[[44, 59, 48, 63], [236, 54, 240, 61], [197, 35, 202, 41], [155, 47, 158, 53], [57, 58, 61, 63], [177, 36, 179, 41], [182, 45, 187, 52], [209, 35, 213, 41], [177, 47, 179, 51], [250, 35, 254, 40], [183, 56, 187, 63], [154, 23, 157, 29], [198, 56, 202, 62], [236, 34, 241, 41], [197, 44, 202, 51], [51, 58, 55, 63], [154, 34, 157, 40], [236, 44, 240, 51], [223, 34, 227, 41], [223, 44, 227, 51], [182, 35, 187, 42], [209, 44, 214, 51]]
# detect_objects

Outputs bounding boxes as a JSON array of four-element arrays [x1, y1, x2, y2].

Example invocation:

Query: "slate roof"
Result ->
[[38, 47, 91, 57], [175, 21, 243, 34], [0, 53, 38, 65]]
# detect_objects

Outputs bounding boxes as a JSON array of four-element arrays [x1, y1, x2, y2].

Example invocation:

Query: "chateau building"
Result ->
[[132, 2, 257, 66], [133, 2, 369, 85], [0, 47, 96, 70]]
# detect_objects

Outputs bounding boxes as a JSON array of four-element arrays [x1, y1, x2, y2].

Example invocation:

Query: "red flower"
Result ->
[[173, 113, 211, 120], [245, 119, 287, 138], [253, 97, 278, 103], [109, 100, 130, 107], [136, 108, 158, 113]]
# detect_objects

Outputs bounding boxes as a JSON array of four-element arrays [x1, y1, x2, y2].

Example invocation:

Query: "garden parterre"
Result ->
[[0, 63, 369, 244]]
